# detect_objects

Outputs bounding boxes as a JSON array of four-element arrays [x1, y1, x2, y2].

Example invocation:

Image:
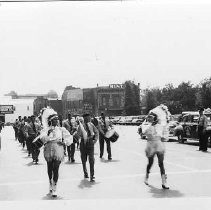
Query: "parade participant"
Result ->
[[98, 112, 112, 160], [77, 113, 99, 182], [25, 115, 41, 162], [17, 116, 22, 143], [39, 108, 72, 197], [13, 119, 19, 140], [58, 114, 67, 156], [197, 108, 208, 152], [62, 113, 78, 162], [18, 119, 26, 149], [143, 104, 170, 190], [25, 117, 32, 154]]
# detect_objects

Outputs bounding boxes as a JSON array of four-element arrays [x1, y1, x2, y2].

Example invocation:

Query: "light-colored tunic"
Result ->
[[143, 124, 165, 157], [40, 126, 72, 162]]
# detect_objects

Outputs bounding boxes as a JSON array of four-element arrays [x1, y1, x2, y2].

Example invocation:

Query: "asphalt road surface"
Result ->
[[0, 125, 211, 209]]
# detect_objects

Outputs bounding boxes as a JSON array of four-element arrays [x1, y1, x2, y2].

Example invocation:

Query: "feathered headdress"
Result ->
[[148, 104, 171, 140], [40, 107, 58, 131], [149, 104, 171, 126]]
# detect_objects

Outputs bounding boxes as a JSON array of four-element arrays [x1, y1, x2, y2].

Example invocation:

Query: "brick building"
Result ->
[[61, 84, 127, 117]]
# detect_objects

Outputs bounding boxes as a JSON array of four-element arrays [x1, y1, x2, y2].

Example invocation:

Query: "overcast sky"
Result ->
[[0, 0, 211, 97]]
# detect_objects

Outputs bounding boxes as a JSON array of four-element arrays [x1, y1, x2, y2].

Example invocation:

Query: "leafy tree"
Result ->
[[198, 78, 211, 108], [124, 81, 140, 115]]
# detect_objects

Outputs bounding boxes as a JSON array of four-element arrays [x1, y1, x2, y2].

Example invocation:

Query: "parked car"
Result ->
[[117, 117, 126, 125], [109, 116, 121, 124], [168, 115, 180, 137], [174, 111, 211, 144], [138, 115, 178, 140], [131, 118, 144, 126]]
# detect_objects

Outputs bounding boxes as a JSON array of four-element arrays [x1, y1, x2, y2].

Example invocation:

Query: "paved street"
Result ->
[[1, 125, 211, 208]]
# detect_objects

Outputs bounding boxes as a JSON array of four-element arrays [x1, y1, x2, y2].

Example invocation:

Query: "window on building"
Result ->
[[102, 96, 106, 106]]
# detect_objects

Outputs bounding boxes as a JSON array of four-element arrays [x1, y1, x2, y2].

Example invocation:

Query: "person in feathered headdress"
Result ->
[[143, 104, 170, 189], [38, 107, 72, 197]]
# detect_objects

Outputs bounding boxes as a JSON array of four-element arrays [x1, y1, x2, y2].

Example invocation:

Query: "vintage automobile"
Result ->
[[174, 111, 211, 144], [138, 115, 180, 140]]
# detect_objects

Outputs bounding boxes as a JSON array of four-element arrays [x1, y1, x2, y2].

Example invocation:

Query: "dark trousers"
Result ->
[[67, 143, 75, 161], [14, 128, 18, 140], [99, 133, 111, 159], [198, 127, 208, 151], [47, 160, 61, 183], [31, 144, 40, 162], [146, 152, 166, 176], [80, 142, 95, 178], [26, 136, 34, 155]]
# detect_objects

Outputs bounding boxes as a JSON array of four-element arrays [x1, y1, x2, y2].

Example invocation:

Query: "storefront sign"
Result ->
[[109, 84, 125, 89], [0, 105, 14, 114]]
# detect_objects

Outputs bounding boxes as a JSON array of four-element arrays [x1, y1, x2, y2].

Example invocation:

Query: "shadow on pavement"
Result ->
[[78, 179, 100, 189], [148, 185, 184, 198], [42, 193, 64, 200], [25, 162, 44, 166], [100, 158, 120, 163], [64, 161, 81, 165], [23, 156, 31, 159]]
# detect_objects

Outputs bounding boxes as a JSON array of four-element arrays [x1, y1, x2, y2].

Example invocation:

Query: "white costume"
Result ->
[[144, 124, 165, 157], [143, 104, 171, 189], [41, 126, 72, 162]]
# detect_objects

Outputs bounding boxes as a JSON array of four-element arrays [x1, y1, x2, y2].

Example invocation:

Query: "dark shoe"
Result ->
[[162, 184, 169, 190], [84, 174, 89, 179], [71, 159, 75, 163], [108, 157, 112, 160], [90, 177, 95, 182]]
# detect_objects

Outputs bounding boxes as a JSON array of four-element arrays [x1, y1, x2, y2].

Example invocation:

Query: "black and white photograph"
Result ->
[[0, 0, 211, 209]]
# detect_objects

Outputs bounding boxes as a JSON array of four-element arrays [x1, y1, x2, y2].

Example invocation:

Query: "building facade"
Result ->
[[33, 97, 63, 117], [61, 84, 127, 117], [96, 84, 125, 116]]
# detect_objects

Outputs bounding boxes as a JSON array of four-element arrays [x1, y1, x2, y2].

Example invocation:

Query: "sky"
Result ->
[[0, 0, 211, 97]]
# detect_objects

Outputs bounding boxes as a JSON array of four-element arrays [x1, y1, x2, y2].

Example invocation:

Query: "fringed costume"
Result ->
[[143, 104, 171, 189], [38, 107, 72, 197]]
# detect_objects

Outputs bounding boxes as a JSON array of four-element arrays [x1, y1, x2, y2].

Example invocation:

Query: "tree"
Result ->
[[198, 78, 211, 108], [124, 81, 141, 115], [47, 90, 58, 99]]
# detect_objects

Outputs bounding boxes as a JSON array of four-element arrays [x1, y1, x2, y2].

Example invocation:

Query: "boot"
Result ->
[[144, 173, 149, 185], [161, 174, 169, 189], [49, 180, 53, 195], [52, 181, 57, 197]]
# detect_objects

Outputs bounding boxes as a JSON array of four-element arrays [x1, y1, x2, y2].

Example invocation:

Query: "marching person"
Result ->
[[197, 108, 208, 152], [98, 112, 112, 160], [143, 105, 170, 190], [77, 113, 99, 182], [25, 115, 41, 163], [17, 116, 22, 144], [39, 108, 72, 197], [13, 119, 19, 141], [18, 119, 26, 149], [62, 113, 78, 162]]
